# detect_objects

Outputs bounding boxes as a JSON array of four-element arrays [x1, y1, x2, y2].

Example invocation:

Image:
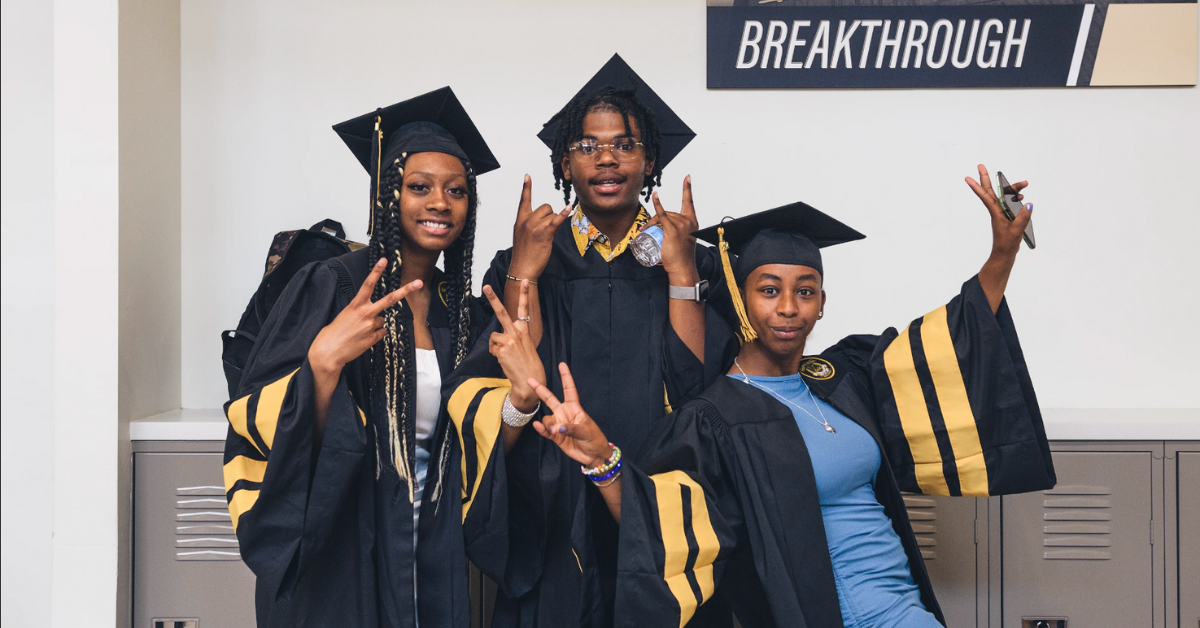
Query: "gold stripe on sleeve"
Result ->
[[920, 306, 990, 496], [223, 455, 268, 493], [651, 470, 721, 628], [883, 327, 951, 496], [254, 369, 298, 451], [229, 489, 260, 531], [448, 377, 512, 520], [226, 394, 262, 457]]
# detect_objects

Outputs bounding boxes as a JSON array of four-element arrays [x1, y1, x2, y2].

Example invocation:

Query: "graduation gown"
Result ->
[[616, 276, 1056, 628], [222, 247, 490, 628], [444, 218, 737, 628]]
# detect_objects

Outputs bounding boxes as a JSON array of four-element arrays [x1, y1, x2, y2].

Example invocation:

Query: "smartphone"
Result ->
[[997, 171, 1036, 249]]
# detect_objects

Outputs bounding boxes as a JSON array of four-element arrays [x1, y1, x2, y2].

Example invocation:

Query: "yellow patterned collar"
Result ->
[[570, 204, 651, 262]]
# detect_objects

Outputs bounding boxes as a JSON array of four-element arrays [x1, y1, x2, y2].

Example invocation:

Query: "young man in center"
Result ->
[[446, 54, 735, 627]]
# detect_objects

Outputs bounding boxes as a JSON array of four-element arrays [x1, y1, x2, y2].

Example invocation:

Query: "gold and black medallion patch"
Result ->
[[799, 357, 835, 380]]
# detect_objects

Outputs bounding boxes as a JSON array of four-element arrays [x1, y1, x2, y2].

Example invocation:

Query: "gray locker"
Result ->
[[904, 494, 988, 628], [133, 441, 256, 628], [1001, 443, 1165, 628], [1168, 444, 1200, 628]]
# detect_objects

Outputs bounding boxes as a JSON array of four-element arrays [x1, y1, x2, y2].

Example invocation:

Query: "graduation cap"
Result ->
[[692, 202, 865, 341], [333, 87, 499, 237], [537, 54, 695, 169]]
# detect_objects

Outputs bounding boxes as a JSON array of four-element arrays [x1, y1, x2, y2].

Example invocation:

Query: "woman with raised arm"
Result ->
[[528, 166, 1056, 628], [221, 88, 498, 628]]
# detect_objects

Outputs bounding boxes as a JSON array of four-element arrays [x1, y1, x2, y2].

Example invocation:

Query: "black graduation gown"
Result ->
[[615, 276, 1056, 628], [443, 219, 737, 628], [222, 247, 490, 628]]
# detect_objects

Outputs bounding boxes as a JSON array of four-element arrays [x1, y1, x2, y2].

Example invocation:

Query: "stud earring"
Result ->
[[818, 311, 824, 319]]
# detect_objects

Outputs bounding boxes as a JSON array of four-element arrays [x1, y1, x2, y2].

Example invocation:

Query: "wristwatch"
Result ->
[[668, 279, 709, 303]]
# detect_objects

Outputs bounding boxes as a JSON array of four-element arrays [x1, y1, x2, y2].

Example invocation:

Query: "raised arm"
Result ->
[[503, 174, 571, 345], [964, 163, 1032, 314], [649, 175, 705, 361]]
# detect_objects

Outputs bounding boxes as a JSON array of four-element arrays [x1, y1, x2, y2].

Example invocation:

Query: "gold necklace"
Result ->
[[734, 359, 836, 434]]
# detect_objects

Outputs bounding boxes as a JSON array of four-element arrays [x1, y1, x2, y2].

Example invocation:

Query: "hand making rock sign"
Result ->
[[504, 175, 572, 345]]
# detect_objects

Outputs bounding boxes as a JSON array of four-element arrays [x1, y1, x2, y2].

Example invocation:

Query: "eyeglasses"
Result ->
[[568, 138, 645, 162]]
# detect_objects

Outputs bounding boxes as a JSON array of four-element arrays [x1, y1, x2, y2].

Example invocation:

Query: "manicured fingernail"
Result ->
[[1025, 203, 1033, 211], [558, 425, 567, 434]]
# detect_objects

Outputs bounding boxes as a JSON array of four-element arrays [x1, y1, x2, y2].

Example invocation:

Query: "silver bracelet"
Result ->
[[501, 392, 540, 427]]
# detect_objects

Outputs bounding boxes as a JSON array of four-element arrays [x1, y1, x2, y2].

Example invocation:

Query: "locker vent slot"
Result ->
[[902, 494, 937, 560], [1042, 484, 1112, 560], [175, 485, 240, 561]]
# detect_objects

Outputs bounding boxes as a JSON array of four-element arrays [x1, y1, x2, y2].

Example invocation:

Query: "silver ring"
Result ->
[[516, 316, 531, 323]]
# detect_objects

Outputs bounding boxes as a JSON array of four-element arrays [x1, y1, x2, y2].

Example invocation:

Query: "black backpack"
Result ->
[[221, 219, 364, 399]]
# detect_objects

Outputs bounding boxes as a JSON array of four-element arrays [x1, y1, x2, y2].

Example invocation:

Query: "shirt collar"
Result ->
[[570, 204, 652, 262]]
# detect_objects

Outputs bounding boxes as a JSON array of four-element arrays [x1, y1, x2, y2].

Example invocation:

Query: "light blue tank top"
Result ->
[[730, 373, 941, 628]]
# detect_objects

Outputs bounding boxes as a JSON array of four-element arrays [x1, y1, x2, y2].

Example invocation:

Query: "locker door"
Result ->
[[1177, 452, 1200, 627], [904, 494, 982, 628], [1001, 450, 1156, 627], [134, 451, 256, 627]]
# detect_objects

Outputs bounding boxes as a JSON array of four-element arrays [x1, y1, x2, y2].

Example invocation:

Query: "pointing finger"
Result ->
[[550, 205, 572, 228], [528, 377, 562, 413], [680, 175, 697, 220], [483, 285, 515, 334], [516, 280, 529, 325], [558, 363, 579, 405], [651, 191, 667, 218], [355, 258, 388, 304], [372, 279, 423, 314], [518, 175, 533, 215]]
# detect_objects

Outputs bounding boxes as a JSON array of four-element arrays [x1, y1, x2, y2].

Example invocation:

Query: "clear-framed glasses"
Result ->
[[568, 137, 645, 162]]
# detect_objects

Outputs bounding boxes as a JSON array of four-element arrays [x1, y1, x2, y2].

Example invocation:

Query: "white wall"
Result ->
[[118, 0, 182, 622], [180, 0, 1199, 411], [1, 0, 57, 623]]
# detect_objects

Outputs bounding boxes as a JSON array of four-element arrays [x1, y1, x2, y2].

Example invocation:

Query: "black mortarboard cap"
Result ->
[[537, 54, 695, 169], [692, 202, 865, 341], [333, 87, 499, 237], [333, 86, 500, 176]]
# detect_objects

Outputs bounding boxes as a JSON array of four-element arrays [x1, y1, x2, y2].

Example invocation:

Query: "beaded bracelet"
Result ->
[[505, 274, 538, 285], [589, 458, 623, 484], [580, 443, 621, 477], [593, 469, 623, 488]]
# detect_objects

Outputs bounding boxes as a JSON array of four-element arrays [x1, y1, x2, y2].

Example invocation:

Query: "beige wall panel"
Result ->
[[1091, 3, 1199, 86]]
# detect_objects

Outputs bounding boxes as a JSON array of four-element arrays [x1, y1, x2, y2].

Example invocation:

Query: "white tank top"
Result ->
[[413, 348, 441, 444]]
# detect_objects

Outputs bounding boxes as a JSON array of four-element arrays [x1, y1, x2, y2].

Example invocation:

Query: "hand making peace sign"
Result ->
[[483, 281, 546, 413], [308, 257, 423, 373], [528, 363, 613, 470]]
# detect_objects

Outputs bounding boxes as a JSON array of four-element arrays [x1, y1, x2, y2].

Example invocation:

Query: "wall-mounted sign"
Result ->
[[706, 0, 1198, 88]]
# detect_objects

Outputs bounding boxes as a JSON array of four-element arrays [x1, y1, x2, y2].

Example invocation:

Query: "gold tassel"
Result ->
[[719, 226, 757, 342], [368, 115, 383, 239]]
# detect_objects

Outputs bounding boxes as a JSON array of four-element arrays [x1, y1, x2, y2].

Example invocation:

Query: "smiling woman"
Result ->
[[220, 87, 503, 628], [525, 173, 1057, 628]]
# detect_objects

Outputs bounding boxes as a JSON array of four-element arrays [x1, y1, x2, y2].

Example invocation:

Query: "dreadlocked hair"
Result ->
[[550, 86, 663, 206], [368, 153, 478, 504]]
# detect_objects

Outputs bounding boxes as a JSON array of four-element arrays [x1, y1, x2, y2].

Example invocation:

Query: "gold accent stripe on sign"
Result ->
[[920, 306, 990, 496], [883, 327, 951, 496]]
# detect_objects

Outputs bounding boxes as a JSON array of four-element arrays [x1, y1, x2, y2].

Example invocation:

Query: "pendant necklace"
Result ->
[[734, 359, 836, 434]]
